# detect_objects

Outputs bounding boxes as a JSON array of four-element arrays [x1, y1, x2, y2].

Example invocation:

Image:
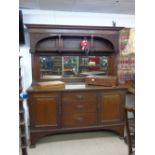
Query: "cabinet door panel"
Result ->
[[100, 93, 123, 123], [30, 95, 59, 128]]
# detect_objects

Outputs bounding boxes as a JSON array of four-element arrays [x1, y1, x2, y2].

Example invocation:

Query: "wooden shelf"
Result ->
[[27, 24, 122, 57], [35, 48, 114, 53], [92, 49, 114, 52], [36, 48, 58, 52]]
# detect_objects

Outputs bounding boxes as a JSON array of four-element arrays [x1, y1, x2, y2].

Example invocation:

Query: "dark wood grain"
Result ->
[[26, 24, 123, 82], [26, 24, 127, 147], [27, 87, 127, 146]]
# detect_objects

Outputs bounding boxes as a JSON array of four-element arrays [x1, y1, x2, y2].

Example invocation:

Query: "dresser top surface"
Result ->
[[27, 83, 128, 93]]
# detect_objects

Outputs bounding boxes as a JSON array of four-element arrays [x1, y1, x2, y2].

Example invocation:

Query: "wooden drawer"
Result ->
[[62, 92, 96, 103], [62, 113, 97, 128], [62, 102, 97, 114]]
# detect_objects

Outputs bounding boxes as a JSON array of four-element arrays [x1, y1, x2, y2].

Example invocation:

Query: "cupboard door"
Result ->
[[29, 94, 60, 128], [99, 92, 124, 124]]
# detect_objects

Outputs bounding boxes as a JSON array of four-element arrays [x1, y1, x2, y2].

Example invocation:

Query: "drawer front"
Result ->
[[62, 92, 96, 103], [62, 102, 97, 114], [62, 113, 97, 128]]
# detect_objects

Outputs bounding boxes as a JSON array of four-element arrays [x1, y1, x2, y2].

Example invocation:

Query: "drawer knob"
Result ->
[[75, 105, 84, 111], [75, 95, 84, 100]]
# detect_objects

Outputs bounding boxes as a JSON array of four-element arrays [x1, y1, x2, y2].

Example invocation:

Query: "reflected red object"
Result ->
[[89, 57, 100, 71], [80, 39, 90, 50], [89, 57, 99, 64]]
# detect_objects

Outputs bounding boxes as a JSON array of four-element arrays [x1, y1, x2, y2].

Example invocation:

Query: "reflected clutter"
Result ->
[[40, 56, 108, 79]]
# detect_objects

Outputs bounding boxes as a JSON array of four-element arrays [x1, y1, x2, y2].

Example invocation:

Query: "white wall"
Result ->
[[22, 9, 135, 27], [20, 30, 32, 91], [20, 9, 135, 90]]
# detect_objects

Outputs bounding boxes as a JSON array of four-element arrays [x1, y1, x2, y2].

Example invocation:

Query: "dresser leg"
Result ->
[[117, 125, 125, 138], [29, 133, 37, 148], [102, 125, 124, 138], [30, 131, 51, 147], [29, 139, 36, 148], [29, 144, 36, 148]]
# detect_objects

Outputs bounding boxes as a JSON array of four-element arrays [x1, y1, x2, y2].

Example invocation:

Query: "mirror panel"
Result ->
[[40, 56, 108, 79]]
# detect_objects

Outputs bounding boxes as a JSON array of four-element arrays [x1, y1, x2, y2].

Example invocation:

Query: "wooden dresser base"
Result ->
[[29, 124, 124, 147], [27, 86, 127, 147]]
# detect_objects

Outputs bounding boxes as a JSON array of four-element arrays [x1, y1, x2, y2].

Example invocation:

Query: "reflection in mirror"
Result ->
[[63, 56, 79, 77], [40, 56, 62, 79], [40, 56, 108, 79]]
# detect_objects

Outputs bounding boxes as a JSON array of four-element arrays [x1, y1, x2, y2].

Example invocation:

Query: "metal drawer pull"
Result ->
[[76, 105, 83, 109], [75, 105, 84, 111], [75, 95, 84, 100]]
